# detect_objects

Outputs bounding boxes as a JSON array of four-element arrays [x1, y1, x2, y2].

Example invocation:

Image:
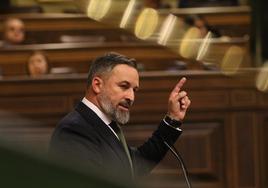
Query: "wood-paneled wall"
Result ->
[[0, 71, 266, 188]]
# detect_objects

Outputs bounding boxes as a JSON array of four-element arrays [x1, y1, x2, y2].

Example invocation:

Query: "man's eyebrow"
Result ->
[[119, 81, 139, 89]]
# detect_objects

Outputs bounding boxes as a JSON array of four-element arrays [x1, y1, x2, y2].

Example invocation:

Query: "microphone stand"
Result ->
[[163, 140, 192, 188]]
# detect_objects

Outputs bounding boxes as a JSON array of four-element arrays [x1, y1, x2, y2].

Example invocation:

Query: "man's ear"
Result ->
[[91, 76, 103, 94]]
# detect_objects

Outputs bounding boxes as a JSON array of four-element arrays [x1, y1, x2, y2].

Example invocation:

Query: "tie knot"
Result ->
[[109, 121, 120, 134]]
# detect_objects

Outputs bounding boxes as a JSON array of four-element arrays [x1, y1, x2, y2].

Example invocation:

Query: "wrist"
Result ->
[[166, 113, 181, 121], [163, 115, 182, 128]]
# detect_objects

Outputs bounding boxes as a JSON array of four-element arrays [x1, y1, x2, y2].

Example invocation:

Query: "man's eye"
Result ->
[[120, 85, 128, 89]]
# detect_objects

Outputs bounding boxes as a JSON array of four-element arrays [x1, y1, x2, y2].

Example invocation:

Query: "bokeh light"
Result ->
[[158, 14, 177, 46], [86, 0, 112, 21], [134, 8, 159, 40], [196, 31, 212, 61], [120, 0, 137, 29], [220, 45, 244, 75], [179, 27, 202, 59], [256, 62, 268, 92]]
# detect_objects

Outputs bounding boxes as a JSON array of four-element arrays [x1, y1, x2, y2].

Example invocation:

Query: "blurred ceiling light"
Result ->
[[220, 45, 244, 75], [196, 31, 212, 61], [87, 0, 112, 21], [120, 0, 137, 28], [135, 8, 159, 40], [256, 62, 268, 92], [158, 14, 177, 46], [179, 27, 201, 59]]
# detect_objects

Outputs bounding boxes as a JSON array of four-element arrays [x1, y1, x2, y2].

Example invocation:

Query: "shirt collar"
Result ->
[[82, 97, 111, 126]]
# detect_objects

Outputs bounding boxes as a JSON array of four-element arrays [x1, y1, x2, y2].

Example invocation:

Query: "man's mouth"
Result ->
[[118, 104, 130, 111], [118, 101, 132, 111]]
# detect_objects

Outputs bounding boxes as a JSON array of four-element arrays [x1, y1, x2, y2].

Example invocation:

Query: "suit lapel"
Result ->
[[75, 102, 131, 170]]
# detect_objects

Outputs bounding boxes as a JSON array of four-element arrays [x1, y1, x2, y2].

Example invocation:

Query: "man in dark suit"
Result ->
[[49, 52, 191, 180]]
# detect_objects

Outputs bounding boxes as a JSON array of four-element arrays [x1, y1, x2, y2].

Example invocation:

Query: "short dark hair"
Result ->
[[87, 52, 137, 87]]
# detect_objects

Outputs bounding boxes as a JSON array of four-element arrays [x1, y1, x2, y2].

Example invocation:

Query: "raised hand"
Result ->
[[167, 77, 191, 121]]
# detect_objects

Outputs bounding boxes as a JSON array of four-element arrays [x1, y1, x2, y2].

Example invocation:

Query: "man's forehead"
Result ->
[[111, 64, 138, 76], [109, 64, 139, 84]]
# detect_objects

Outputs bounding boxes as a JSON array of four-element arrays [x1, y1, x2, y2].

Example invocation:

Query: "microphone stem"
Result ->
[[163, 140, 193, 188]]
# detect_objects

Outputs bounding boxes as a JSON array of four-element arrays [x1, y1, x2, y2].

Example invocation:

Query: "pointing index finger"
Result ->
[[172, 77, 187, 94]]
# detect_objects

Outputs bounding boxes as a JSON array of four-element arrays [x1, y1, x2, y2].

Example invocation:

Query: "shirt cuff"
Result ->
[[163, 118, 182, 131]]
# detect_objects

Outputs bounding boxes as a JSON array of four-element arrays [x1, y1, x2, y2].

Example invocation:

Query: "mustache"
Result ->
[[119, 99, 133, 108]]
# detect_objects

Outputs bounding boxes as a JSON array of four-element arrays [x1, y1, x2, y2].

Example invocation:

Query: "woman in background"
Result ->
[[27, 51, 49, 77]]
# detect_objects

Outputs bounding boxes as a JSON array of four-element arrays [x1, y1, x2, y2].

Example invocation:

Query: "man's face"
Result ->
[[98, 64, 139, 124], [4, 19, 25, 44]]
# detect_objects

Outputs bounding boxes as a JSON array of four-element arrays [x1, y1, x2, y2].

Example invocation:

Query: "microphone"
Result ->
[[162, 139, 192, 188]]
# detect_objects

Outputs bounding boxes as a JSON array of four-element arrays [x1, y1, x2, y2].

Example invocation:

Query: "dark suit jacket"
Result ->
[[49, 101, 181, 179]]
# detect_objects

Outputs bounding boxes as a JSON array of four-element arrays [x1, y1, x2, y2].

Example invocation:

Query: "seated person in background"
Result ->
[[2, 17, 25, 46], [184, 14, 221, 38], [27, 51, 49, 77], [144, 0, 171, 9]]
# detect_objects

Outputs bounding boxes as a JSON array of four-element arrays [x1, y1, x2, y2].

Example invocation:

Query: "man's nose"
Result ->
[[126, 89, 135, 102]]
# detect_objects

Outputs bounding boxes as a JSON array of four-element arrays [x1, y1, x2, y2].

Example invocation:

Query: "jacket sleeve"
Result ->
[[130, 120, 182, 177]]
